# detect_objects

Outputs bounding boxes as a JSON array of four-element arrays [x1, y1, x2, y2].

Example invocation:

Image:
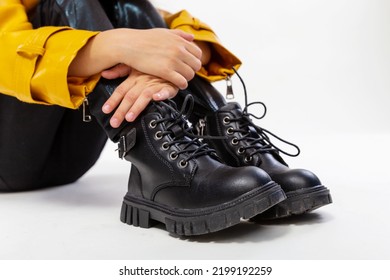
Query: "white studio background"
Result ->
[[155, 0, 390, 135]]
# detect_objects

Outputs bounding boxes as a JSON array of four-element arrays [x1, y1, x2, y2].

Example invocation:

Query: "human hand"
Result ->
[[101, 68, 179, 128], [70, 28, 202, 91], [111, 28, 202, 90]]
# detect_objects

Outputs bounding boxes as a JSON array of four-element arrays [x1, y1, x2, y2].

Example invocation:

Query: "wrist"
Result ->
[[69, 31, 120, 77], [94, 30, 123, 67]]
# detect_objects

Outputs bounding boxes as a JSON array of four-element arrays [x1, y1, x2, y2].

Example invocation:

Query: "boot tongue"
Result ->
[[220, 102, 259, 138], [147, 101, 182, 122], [219, 102, 266, 158], [169, 123, 186, 139], [151, 101, 193, 141], [218, 102, 244, 118], [220, 102, 288, 166]]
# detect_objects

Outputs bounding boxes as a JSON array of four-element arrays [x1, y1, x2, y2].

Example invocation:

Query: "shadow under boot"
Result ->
[[175, 76, 332, 220]]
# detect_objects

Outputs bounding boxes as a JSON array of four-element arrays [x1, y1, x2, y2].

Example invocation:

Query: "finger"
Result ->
[[102, 79, 133, 114], [153, 86, 179, 101], [181, 49, 202, 72], [168, 39, 202, 71], [126, 84, 179, 121], [173, 62, 197, 82], [110, 90, 138, 127], [171, 29, 194, 42], [101, 64, 131, 79], [161, 70, 188, 90], [158, 54, 198, 89], [185, 41, 203, 61], [168, 43, 201, 74], [125, 91, 154, 122]]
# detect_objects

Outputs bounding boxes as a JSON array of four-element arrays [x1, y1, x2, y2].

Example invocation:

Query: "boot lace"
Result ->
[[229, 68, 301, 158], [152, 95, 219, 167]]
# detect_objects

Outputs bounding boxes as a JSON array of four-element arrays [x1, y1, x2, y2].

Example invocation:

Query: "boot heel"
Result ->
[[120, 201, 156, 228]]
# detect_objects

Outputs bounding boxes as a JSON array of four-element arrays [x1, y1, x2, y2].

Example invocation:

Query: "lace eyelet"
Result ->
[[149, 119, 157, 129], [244, 155, 253, 163], [161, 142, 170, 150], [226, 127, 234, 135], [169, 152, 178, 160], [237, 147, 245, 155], [223, 116, 231, 125], [179, 160, 188, 168], [231, 137, 239, 146], [154, 131, 163, 140]]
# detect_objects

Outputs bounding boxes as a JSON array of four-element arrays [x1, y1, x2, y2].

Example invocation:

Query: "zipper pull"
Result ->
[[196, 117, 206, 136], [226, 76, 234, 100], [82, 98, 92, 122]]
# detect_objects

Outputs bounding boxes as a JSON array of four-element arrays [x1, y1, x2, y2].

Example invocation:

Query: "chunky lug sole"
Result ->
[[250, 185, 332, 221], [120, 181, 286, 236]]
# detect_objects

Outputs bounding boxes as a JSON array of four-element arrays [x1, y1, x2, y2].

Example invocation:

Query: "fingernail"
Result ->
[[102, 104, 111, 113], [110, 117, 119, 128], [154, 93, 162, 100], [126, 112, 135, 122]]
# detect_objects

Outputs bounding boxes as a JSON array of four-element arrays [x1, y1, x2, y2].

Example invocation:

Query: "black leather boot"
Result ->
[[87, 1, 286, 235], [88, 78, 285, 235], [175, 75, 332, 220]]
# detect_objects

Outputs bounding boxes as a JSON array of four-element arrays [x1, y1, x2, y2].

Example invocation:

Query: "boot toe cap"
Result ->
[[216, 165, 273, 198], [272, 168, 322, 193]]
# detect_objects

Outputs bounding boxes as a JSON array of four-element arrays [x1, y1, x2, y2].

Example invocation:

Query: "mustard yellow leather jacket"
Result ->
[[0, 0, 241, 109]]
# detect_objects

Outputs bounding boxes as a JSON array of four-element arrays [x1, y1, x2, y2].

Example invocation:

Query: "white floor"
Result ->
[[1, 132, 389, 260], [1, 0, 390, 261]]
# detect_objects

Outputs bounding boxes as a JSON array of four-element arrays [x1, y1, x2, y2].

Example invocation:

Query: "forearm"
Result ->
[[68, 28, 201, 90], [68, 30, 120, 77], [69, 29, 209, 78]]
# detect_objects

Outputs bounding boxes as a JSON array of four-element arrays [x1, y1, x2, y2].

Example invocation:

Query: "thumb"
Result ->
[[101, 64, 131, 79]]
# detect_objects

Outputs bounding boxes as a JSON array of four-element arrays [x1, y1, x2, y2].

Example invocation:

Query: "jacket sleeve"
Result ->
[[0, 0, 100, 108], [163, 10, 242, 82]]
